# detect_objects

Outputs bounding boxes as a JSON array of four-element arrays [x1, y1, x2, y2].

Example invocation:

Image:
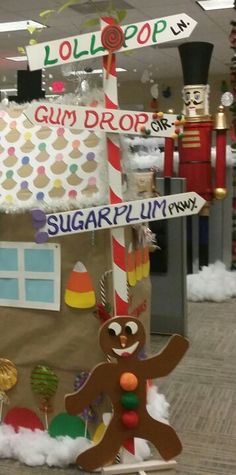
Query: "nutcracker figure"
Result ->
[[177, 41, 228, 211], [163, 42, 228, 270]]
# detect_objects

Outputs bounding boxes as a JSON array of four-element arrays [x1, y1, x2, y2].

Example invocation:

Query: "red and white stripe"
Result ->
[[101, 17, 129, 316]]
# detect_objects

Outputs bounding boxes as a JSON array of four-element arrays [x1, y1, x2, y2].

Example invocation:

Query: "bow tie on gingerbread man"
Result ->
[[65, 316, 189, 471]]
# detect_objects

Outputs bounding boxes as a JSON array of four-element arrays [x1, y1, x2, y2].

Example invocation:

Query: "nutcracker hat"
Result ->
[[178, 42, 214, 85], [8, 68, 45, 104]]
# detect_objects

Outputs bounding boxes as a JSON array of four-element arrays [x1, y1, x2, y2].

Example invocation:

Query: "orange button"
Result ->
[[120, 372, 138, 391]]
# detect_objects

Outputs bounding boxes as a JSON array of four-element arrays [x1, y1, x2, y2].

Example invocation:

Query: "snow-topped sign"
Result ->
[[26, 14, 197, 71], [34, 192, 205, 240]]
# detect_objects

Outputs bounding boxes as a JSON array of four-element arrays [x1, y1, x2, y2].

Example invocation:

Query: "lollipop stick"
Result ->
[[106, 52, 112, 79], [84, 418, 88, 438], [0, 400, 3, 423], [45, 409, 49, 431]]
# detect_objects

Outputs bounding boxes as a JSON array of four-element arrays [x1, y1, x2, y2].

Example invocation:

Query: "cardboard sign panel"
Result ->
[[26, 14, 197, 71], [43, 192, 205, 238], [25, 103, 182, 138]]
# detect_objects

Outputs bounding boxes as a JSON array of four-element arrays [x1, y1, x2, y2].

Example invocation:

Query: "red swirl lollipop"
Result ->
[[101, 24, 124, 78]]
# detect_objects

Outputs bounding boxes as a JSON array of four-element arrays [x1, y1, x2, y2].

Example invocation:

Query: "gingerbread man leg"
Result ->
[[138, 414, 182, 461], [76, 418, 124, 471]]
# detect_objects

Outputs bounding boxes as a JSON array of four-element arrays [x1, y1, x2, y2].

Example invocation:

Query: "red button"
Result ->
[[121, 411, 139, 428]]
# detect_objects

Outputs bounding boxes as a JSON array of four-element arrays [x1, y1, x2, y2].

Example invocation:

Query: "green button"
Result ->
[[121, 392, 139, 409]]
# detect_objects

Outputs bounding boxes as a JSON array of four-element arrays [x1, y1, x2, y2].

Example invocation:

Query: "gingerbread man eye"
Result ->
[[125, 321, 138, 335], [108, 322, 122, 336]]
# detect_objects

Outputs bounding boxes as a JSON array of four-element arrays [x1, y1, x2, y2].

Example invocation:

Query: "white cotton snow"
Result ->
[[0, 386, 169, 467], [187, 261, 236, 302], [0, 424, 92, 467]]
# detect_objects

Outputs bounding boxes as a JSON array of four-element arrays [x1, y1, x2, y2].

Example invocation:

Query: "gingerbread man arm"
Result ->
[[65, 362, 114, 416], [142, 334, 189, 379]]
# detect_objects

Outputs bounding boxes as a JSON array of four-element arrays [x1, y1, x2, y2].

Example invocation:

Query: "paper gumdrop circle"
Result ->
[[65, 261, 96, 309], [4, 407, 44, 432], [31, 365, 58, 399], [48, 412, 90, 439], [0, 358, 17, 391], [101, 24, 124, 52]]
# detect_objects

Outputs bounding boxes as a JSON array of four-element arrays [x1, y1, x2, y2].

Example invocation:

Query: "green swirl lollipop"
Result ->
[[31, 365, 58, 429]]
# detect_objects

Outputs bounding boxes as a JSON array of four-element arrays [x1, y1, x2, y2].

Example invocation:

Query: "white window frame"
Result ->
[[0, 242, 61, 311]]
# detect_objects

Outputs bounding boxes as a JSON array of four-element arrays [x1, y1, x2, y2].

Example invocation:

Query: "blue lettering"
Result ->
[[97, 207, 112, 227], [71, 210, 84, 231], [47, 215, 59, 236], [126, 204, 139, 223], [152, 199, 167, 218], [85, 210, 97, 230], [59, 214, 72, 233], [140, 201, 152, 220], [113, 205, 128, 225]]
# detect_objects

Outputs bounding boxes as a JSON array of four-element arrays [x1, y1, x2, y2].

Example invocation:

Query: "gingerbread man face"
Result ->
[[99, 316, 145, 359]]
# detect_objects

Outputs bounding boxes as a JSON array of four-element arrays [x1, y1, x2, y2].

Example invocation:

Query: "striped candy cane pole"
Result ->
[[101, 17, 129, 316]]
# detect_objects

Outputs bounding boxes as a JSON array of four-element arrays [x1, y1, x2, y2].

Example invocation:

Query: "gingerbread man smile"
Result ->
[[112, 340, 140, 356]]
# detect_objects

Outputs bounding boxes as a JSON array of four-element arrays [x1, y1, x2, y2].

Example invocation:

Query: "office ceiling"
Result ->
[[0, 0, 234, 91]]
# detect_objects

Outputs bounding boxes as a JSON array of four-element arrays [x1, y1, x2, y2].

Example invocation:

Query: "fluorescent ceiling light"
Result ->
[[0, 20, 46, 33], [5, 56, 28, 62], [70, 67, 127, 75], [197, 0, 233, 10], [0, 88, 17, 92]]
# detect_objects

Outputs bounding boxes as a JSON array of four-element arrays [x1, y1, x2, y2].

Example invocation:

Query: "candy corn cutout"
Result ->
[[142, 245, 150, 278], [65, 261, 96, 309], [135, 246, 143, 282], [127, 243, 136, 287]]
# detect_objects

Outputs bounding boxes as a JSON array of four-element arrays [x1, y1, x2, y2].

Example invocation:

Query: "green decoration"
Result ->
[[48, 412, 90, 439], [31, 365, 58, 399], [121, 391, 139, 410], [116, 9, 127, 23], [57, 0, 81, 14], [39, 9, 56, 19]]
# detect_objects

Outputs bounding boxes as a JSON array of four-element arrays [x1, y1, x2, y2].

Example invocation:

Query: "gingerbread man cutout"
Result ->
[[65, 316, 189, 471]]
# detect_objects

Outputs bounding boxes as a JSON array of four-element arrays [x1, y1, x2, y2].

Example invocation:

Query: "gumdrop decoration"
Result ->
[[4, 407, 44, 432], [49, 412, 90, 439]]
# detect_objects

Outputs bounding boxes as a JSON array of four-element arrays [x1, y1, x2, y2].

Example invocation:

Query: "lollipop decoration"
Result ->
[[31, 365, 58, 430], [0, 359, 17, 422], [101, 24, 124, 78]]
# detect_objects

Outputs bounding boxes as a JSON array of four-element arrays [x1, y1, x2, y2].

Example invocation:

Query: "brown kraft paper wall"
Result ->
[[0, 212, 151, 426]]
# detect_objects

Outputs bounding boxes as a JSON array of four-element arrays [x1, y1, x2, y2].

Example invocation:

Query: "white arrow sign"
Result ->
[[25, 102, 183, 138], [43, 192, 205, 239], [26, 13, 197, 71]]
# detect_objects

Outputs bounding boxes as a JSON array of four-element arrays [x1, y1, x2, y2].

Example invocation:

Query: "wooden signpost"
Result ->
[[26, 11, 198, 474], [32, 192, 205, 240], [26, 14, 197, 71], [25, 103, 181, 138]]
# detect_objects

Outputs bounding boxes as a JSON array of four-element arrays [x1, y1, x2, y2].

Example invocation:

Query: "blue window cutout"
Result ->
[[25, 279, 54, 303], [0, 248, 18, 271], [24, 249, 54, 272], [0, 278, 19, 300]]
